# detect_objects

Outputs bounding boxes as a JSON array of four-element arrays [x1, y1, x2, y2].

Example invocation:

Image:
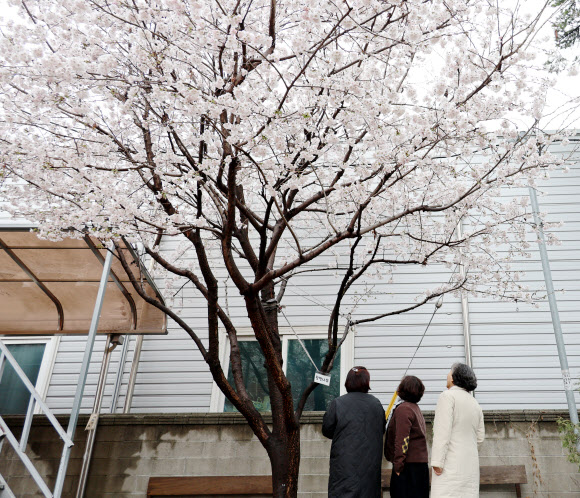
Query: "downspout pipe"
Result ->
[[457, 220, 473, 369], [529, 185, 580, 449]]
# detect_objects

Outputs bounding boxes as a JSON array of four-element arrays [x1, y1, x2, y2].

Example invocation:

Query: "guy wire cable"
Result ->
[[403, 295, 444, 378], [385, 295, 443, 422], [385, 264, 460, 422], [280, 308, 320, 371]]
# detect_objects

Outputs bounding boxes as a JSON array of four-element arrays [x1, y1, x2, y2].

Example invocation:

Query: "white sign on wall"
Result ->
[[314, 372, 331, 386]]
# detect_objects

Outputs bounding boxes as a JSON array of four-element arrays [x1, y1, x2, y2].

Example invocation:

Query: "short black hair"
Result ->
[[451, 363, 478, 392], [397, 375, 425, 403], [345, 366, 370, 393]]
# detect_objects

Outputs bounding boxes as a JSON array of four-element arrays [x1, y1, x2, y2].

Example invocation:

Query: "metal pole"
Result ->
[[122, 334, 143, 413], [122, 246, 159, 414], [0, 470, 18, 498], [20, 397, 36, 451], [110, 335, 130, 413], [53, 246, 114, 498], [0, 341, 72, 446], [0, 417, 53, 497], [76, 334, 117, 498], [529, 186, 580, 444], [457, 220, 473, 369], [0, 351, 5, 382]]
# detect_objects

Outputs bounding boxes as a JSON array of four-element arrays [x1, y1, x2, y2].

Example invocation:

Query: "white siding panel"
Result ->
[[45, 335, 129, 413], [469, 142, 580, 411], [42, 140, 580, 413], [128, 325, 213, 413]]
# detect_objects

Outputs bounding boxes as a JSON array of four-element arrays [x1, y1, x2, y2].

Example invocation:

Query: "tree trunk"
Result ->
[[268, 424, 301, 497], [252, 279, 300, 496]]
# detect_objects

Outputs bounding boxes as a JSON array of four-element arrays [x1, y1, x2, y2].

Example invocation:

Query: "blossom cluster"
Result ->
[[0, 0, 560, 314]]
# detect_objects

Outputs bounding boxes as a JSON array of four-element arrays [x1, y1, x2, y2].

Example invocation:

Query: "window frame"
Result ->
[[0, 335, 60, 414], [209, 327, 354, 412]]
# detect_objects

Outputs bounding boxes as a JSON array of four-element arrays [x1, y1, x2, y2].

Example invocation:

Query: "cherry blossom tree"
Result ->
[[0, 0, 559, 495]]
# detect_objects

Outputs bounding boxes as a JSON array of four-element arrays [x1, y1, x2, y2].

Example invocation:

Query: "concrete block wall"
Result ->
[[0, 412, 578, 497]]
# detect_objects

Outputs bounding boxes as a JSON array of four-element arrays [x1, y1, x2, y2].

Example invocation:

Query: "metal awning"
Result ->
[[0, 228, 167, 335]]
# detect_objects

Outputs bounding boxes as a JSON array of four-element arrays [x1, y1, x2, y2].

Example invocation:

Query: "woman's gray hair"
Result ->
[[451, 363, 478, 392]]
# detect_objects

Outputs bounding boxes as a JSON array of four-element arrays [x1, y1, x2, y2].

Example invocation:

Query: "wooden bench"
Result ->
[[146, 476, 273, 497], [381, 465, 527, 497], [147, 465, 526, 497]]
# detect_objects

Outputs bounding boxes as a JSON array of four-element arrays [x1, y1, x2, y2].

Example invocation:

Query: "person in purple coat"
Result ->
[[385, 375, 429, 498]]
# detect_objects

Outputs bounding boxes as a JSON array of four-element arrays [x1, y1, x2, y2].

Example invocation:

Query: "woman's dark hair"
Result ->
[[345, 366, 371, 393], [397, 375, 425, 403], [451, 363, 478, 392]]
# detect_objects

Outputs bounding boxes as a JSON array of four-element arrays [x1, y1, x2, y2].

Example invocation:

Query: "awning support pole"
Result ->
[[110, 334, 130, 413], [53, 245, 114, 498], [76, 334, 120, 498], [123, 248, 159, 414], [529, 186, 580, 449], [122, 334, 143, 413]]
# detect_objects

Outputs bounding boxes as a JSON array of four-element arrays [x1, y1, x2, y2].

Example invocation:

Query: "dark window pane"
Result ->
[[287, 339, 340, 412], [0, 344, 46, 415], [224, 341, 270, 412], [223, 339, 341, 413]]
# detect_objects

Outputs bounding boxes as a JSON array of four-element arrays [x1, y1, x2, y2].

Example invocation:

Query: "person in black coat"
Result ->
[[322, 366, 386, 498]]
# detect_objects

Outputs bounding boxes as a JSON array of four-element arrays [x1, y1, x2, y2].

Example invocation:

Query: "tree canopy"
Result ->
[[0, 1, 558, 495]]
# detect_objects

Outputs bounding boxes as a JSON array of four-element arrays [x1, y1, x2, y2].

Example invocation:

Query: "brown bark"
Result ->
[[267, 425, 301, 497], [258, 278, 301, 497]]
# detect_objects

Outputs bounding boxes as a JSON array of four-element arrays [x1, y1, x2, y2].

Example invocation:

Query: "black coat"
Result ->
[[322, 392, 386, 498]]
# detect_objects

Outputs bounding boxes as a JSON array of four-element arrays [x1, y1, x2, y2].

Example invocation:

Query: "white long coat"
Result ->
[[430, 386, 485, 498]]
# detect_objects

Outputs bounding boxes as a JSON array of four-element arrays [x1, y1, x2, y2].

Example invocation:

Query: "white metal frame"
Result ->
[[209, 326, 354, 412], [0, 340, 74, 498], [0, 243, 115, 498], [0, 336, 60, 414]]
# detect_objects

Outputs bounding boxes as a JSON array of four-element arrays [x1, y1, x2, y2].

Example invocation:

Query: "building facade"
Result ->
[[1, 137, 580, 497], [2, 139, 576, 418]]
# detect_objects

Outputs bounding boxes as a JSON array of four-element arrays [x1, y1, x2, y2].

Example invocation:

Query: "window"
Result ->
[[0, 337, 59, 415], [212, 328, 353, 413], [286, 339, 341, 412], [224, 341, 270, 412]]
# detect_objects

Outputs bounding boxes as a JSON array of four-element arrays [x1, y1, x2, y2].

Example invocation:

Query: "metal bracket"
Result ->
[[85, 414, 99, 431], [109, 334, 124, 348]]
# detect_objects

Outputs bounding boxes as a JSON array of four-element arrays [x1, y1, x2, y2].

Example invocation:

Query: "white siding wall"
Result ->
[[45, 334, 134, 413], [472, 140, 580, 410], [43, 139, 580, 414]]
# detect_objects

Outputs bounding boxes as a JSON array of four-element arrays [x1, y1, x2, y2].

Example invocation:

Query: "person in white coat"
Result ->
[[431, 363, 485, 498]]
